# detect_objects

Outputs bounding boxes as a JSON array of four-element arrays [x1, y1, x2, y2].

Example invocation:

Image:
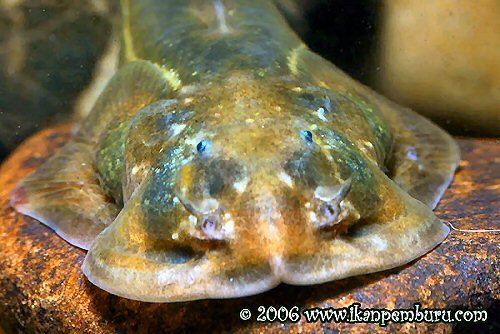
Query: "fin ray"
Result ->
[[11, 60, 177, 249], [387, 107, 460, 208], [11, 141, 119, 250]]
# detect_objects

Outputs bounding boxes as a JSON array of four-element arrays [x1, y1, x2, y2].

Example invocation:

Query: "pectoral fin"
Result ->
[[11, 60, 177, 249], [78, 59, 177, 139], [385, 107, 460, 208], [11, 141, 119, 250]]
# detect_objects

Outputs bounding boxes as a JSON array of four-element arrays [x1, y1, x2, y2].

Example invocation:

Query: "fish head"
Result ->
[[169, 76, 375, 258]]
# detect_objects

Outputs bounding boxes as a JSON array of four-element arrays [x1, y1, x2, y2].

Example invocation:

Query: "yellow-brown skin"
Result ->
[[158, 72, 364, 263], [11, 0, 459, 302]]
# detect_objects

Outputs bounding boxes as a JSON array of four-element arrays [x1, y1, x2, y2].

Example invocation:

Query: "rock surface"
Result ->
[[0, 124, 498, 333]]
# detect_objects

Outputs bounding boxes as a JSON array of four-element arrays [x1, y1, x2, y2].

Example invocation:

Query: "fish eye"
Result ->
[[196, 140, 209, 154], [301, 130, 314, 143]]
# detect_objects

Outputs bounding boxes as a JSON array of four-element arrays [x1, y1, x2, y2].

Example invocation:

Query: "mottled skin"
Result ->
[[11, 0, 459, 302]]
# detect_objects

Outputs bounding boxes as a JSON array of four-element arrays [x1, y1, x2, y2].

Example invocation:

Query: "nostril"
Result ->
[[321, 203, 339, 222], [311, 178, 353, 229], [202, 217, 217, 234], [198, 215, 235, 241], [325, 204, 336, 215]]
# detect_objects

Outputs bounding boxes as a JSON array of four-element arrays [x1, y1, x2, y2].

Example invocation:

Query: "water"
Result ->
[[0, 0, 497, 161]]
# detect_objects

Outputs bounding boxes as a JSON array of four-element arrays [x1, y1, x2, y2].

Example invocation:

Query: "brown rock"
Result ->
[[0, 124, 498, 333], [377, 0, 500, 136]]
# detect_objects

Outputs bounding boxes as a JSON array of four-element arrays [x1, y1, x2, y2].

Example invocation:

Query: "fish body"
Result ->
[[11, 0, 459, 302]]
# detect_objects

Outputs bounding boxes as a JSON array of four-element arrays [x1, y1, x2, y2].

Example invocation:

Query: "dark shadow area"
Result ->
[[0, 1, 114, 162], [299, 0, 380, 84], [0, 142, 7, 162], [453, 300, 499, 334]]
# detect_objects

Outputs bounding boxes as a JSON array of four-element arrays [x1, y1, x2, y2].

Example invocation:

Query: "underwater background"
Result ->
[[1, 0, 497, 161]]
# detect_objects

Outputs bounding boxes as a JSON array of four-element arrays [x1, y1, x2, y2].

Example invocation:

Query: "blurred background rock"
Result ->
[[377, 0, 500, 137], [283, 0, 499, 136], [0, 0, 498, 161]]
